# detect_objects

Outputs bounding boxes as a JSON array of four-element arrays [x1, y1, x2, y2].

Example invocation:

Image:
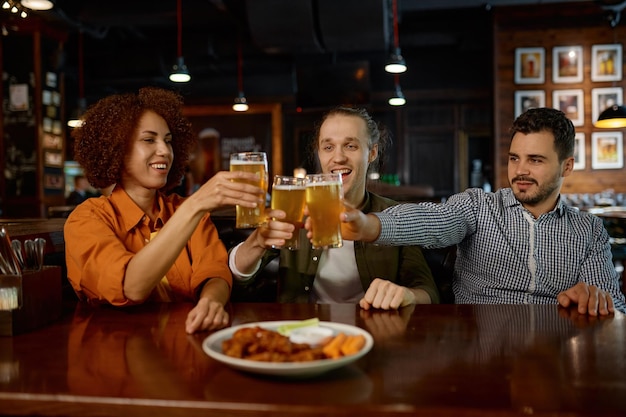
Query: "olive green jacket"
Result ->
[[236, 191, 440, 304]]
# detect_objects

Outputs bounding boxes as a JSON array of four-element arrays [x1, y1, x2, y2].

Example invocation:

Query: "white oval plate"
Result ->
[[202, 320, 373, 378]]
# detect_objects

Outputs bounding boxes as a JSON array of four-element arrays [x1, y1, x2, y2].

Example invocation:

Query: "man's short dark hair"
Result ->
[[510, 107, 575, 161]]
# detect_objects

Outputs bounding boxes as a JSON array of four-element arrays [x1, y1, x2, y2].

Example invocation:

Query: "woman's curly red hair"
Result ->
[[71, 87, 195, 191]]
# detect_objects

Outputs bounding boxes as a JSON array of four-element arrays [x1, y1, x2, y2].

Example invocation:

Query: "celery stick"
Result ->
[[277, 318, 320, 335]]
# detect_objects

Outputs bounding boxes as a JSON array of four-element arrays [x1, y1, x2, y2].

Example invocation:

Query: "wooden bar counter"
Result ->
[[1, 302, 624, 417]]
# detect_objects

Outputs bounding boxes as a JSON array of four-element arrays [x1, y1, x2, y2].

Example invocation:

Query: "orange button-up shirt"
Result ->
[[64, 186, 232, 306]]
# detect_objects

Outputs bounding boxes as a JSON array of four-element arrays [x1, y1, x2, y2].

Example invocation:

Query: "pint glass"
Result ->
[[305, 173, 343, 249], [271, 175, 306, 250], [229, 152, 268, 228]]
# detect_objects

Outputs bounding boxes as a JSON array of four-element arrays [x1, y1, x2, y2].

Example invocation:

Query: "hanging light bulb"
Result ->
[[232, 34, 249, 112], [388, 84, 406, 106], [68, 31, 86, 128], [20, 0, 53, 10], [67, 97, 86, 128], [389, 74, 406, 106], [233, 92, 249, 112], [385, 47, 407, 74], [169, 56, 191, 83], [169, 0, 191, 83], [385, 0, 407, 74], [2, 2, 10, 9]]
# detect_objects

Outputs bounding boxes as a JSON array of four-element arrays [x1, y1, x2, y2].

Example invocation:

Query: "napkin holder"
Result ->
[[0, 266, 62, 336]]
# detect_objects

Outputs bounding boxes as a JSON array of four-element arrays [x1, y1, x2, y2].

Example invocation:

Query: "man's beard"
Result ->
[[511, 175, 560, 206]]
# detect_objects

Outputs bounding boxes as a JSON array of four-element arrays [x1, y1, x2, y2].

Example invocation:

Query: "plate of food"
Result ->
[[202, 319, 373, 378]]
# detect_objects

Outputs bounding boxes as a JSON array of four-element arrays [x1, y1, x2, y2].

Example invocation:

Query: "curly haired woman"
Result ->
[[64, 87, 264, 333]]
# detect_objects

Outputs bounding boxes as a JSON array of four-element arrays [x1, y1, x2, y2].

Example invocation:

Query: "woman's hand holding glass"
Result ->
[[190, 171, 265, 213]]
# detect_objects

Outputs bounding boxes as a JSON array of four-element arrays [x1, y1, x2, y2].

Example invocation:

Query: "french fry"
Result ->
[[340, 335, 366, 356], [322, 332, 347, 359]]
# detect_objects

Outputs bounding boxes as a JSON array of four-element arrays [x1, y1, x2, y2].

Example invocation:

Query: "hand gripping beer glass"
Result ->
[[229, 152, 268, 229], [305, 173, 343, 249], [271, 175, 307, 250]]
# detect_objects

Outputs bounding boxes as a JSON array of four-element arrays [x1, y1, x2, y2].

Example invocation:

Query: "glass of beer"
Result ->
[[271, 175, 307, 250], [229, 152, 268, 229], [305, 173, 343, 249]]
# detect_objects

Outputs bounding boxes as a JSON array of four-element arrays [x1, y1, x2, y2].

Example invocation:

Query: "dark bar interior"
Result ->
[[1, 2, 625, 416]]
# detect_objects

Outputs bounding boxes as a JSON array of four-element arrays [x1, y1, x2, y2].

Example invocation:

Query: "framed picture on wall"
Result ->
[[591, 131, 623, 169], [514, 47, 545, 84], [591, 44, 622, 82], [553, 89, 584, 126], [574, 132, 585, 170], [552, 46, 583, 83], [591, 87, 623, 125], [514, 90, 545, 118]]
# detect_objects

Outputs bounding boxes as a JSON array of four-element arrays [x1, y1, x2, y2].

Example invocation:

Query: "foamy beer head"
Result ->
[[230, 152, 268, 228], [305, 173, 343, 249], [271, 175, 307, 250]]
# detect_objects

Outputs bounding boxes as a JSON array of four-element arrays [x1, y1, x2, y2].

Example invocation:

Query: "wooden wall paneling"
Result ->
[[404, 104, 457, 197], [406, 129, 456, 198]]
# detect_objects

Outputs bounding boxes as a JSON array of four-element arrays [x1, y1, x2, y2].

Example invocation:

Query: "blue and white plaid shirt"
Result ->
[[374, 188, 626, 313]]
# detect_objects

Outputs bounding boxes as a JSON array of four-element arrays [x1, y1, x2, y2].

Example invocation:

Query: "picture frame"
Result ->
[[44, 150, 63, 168], [552, 46, 583, 83], [573, 132, 585, 170], [553, 89, 584, 126], [591, 87, 623, 125], [514, 90, 545, 118], [44, 173, 64, 189], [514, 47, 545, 84], [591, 44, 622, 82], [591, 131, 623, 169]]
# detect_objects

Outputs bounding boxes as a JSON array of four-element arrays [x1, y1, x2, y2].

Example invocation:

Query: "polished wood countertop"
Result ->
[[1, 302, 624, 417]]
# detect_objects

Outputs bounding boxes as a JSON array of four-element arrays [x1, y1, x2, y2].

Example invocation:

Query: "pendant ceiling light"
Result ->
[[169, 0, 191, 83], [594, 1, 626, 128], [20, 0, 53, 10], [232, 35, 249, 112], [68, 30, 86, 128], [595, 104, 626, 128], [385, 0, 407, 74], [388, 74, 406, 106]]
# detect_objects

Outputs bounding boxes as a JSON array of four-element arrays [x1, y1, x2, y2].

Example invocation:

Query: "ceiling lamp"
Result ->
[[388, 75, 406, 106], [594, 3, 626, 127], [170, 56, 190, 83], [385, 47, 407, 74], [232, 35, 249, 112], [169, 0, 191, 83], [20, 0, 53, 10], [595, 104, 626, 128], [233, 92, 249, 112], [68, 31, 86, 128], [385, 0, 407, 74]]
